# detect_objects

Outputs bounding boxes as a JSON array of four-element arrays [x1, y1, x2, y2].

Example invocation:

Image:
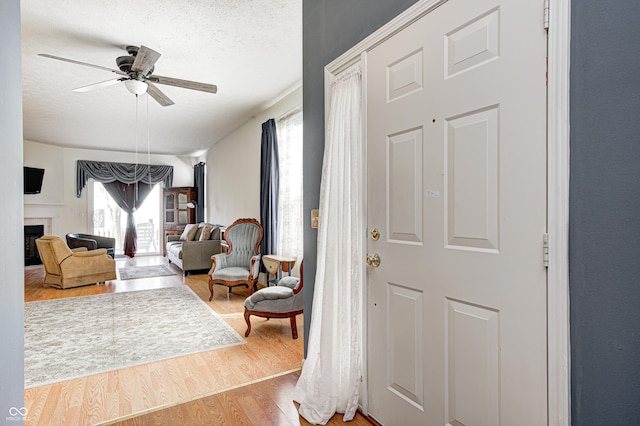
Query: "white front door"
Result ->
[[366, 0, 548, 424]]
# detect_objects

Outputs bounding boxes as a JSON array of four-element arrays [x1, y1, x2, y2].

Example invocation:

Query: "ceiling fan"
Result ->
[[38, 45, 217, 107]]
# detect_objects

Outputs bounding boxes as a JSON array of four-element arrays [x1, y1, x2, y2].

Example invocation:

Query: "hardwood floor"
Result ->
[[105, 370, 375, 426], [24, 256, 373, 425]]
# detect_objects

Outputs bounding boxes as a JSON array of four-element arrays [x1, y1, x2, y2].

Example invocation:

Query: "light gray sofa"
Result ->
[[166, 223, 222, 275]]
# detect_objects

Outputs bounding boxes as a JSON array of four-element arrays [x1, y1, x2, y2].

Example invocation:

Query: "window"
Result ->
[[276, 108, 303, 263], [91, 181, 162, 255]]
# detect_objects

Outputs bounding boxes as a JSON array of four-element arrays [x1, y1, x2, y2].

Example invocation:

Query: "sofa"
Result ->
[[166, 222, 223, 275], [66, 233, 116, 258]]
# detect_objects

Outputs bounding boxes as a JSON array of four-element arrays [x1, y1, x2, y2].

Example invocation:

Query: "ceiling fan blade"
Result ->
[[146, 82, 175, 107], [148, 74, 218, 94], [131, 46, 161, 76], [73, 78, 122, 93], [38, 53, 128, 76]]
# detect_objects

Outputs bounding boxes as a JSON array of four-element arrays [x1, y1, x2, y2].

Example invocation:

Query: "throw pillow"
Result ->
[[277, 276, 300, 290], [193, 225, 203, 241], [180, 223, 199, 241], [199, 224, 212, 241]]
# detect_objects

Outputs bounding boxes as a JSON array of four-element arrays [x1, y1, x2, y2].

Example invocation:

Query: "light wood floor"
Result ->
[[24, 256, 374, 425]]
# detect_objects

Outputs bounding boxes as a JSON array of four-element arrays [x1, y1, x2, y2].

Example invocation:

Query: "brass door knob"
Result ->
[[366, 253, 381, 268]]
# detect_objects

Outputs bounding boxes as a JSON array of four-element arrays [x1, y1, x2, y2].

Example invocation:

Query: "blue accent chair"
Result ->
[[207, 218, 263, 301]]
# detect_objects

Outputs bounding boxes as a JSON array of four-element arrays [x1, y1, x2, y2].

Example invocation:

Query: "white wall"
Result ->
[[205, 86, 302, 226], [1, 0, 25, 416], [24, 140, 196, 237]]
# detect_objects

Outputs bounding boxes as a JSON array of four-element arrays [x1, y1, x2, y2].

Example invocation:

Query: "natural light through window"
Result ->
[[91, 181, 161, 255], [277, 108, 303, 264]]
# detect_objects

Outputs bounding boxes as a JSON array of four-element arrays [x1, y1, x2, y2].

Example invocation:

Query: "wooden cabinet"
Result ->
[[163, 186, 196, 254]]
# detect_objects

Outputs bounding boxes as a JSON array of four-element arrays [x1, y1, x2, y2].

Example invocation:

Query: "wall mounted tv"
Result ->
[[24, 167, 45, 194]]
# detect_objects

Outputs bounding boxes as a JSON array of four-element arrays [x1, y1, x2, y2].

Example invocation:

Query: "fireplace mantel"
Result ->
[[24, 203, 64, 209], [24, 203, 63, 236]]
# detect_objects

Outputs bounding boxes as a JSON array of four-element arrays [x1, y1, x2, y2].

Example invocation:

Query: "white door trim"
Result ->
[[324, 0, 571, 424], [546, 0, 571, 424]]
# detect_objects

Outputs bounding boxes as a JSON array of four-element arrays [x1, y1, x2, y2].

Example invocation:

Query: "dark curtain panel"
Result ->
[[76, 160, 173, 197], [194, 162, 205, 223], [102, 181, 154, 257], [260, 119, 279, 271]]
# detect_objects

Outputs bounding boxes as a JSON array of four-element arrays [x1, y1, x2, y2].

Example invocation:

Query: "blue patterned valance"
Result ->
[[76, 160, 173, 197]]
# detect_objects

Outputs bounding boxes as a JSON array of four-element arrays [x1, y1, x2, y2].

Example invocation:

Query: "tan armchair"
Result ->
[[207, 218, 263, 300], [35, 236, 117, 289]]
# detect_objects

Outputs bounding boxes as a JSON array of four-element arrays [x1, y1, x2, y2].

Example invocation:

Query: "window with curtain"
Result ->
[[91, 181, 161, 256], [276, 108, 303, 264]]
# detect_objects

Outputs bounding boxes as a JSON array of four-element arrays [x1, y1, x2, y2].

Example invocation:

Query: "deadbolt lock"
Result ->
[[370, 227, 380, 241]]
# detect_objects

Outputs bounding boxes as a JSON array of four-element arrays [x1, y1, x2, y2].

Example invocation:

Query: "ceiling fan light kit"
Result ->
[[124, 79, 148, 95], [38, 45, 217, 106]]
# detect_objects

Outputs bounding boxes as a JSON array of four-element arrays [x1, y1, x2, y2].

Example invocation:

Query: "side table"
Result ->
[[262, 255, 297, 286]]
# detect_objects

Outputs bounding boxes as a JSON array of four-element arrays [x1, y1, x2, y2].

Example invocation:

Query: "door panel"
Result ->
[[388, 283, 424, 409], [445, 7, 500, 78], [445, 298, 499, 426], [366, 0, 548, 424], [388, 128, 424, 244], [446, 106, 499, 251]]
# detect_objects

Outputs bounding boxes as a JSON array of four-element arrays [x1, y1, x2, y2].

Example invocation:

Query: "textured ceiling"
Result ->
[[21, 0, 301, 156]]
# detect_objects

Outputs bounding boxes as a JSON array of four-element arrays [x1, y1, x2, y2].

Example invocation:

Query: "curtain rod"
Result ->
[[276, 106, 302, 123]]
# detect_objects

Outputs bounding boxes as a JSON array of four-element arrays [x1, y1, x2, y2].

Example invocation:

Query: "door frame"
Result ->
[[324, 0, 571, 424]]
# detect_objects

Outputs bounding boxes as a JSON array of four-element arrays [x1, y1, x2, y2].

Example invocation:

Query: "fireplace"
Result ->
[[24, 225, 44, 266]]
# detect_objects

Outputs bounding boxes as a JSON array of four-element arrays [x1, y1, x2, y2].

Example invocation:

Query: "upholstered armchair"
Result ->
[[66, 233, 116, 258], [35, 235, 117, 289], [244, 261, 304, 339], [207, 218, 263, 301]]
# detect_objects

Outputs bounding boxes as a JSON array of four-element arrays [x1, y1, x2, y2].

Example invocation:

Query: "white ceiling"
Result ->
[[21, 0, 302, 156]]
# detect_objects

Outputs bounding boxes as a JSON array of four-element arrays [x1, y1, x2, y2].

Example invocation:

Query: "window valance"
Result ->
[[76, 160, 173, 197]]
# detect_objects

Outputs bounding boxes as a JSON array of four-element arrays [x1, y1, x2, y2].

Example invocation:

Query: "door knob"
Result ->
[[366, 253, 381, 268]]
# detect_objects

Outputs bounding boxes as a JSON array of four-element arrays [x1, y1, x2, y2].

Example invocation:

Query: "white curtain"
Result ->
[[294, 64, 363, 424], [276, 108, 304, 267]]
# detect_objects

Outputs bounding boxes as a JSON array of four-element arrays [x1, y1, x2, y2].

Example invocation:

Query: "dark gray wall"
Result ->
[[302, 0, 419, 354], [570, 1, 640, 424], [0, 0, 26, 423]]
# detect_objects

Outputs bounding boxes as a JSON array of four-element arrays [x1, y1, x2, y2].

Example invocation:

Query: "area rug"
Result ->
[[118, 264, 176, 280], [24, 286, 245, 388]]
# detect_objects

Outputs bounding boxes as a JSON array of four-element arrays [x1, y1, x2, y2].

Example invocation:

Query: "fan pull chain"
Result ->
[[134, 94, 139, 205], [147, 95, 151, 188]]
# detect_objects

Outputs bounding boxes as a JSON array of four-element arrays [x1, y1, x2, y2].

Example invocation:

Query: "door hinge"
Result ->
[[544, 0, 550, 30], [543, 233, 550, 268]]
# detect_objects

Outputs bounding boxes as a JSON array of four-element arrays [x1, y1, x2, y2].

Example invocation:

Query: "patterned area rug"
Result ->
[[118, 264, 176, 280], [24, 286, 245, 388]]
